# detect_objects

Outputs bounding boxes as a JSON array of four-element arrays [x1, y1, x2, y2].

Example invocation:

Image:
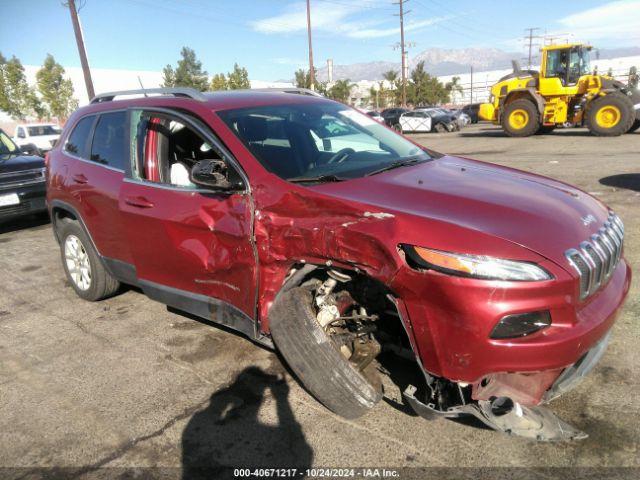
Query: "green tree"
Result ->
[[210, 73, 228, 91], [36, 54, 78, 121], [162, 47, 208, 91], [382, 70, 400, 106], [226, 63, 250, 90], [445, 76, 463, 104], [0, 54, 40, 120], [328, 79, 354, 103], [407, 61, 450, 106], [294, 68, 311, 89]]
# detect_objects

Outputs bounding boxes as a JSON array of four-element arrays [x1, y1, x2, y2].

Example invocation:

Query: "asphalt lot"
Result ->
[[1, 123, 638, 478]]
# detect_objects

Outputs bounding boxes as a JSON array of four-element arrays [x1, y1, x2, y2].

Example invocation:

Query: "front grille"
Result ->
[[565, 212, 624, 300], [0, 168, 46, 190]]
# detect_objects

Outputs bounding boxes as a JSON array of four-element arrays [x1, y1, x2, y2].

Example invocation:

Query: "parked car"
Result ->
[[380, 107, 409, 128], [414, 108, 458, 132], [0, 128, 47, 221], [13, 123, 61, 156], [446, 108, 472, 128], [461, 103, 481, 123], [398, 111, 432, 133], [365, 110, 384, 123], [47, 87, 630, 441]]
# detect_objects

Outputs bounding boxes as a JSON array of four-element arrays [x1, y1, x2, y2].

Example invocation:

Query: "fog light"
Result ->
[[490, 311, 551, 339]]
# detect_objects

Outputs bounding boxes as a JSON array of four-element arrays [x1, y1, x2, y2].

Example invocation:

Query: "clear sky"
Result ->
[[1, 0, 639, 81]]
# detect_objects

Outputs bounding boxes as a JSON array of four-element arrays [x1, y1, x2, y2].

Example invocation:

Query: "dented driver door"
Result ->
[[118, 109, 257, 328]]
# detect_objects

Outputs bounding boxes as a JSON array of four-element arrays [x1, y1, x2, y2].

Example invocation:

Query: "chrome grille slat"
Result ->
[[565, 213, 624, 301]]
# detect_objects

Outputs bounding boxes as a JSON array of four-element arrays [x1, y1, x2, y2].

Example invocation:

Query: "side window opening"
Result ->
[[90, 111, 128, 170], [131, 111, 232, 189], [65, 115, 96, 159]]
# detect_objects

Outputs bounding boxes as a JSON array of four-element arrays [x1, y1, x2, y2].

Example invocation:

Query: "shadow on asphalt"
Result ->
[[600, 173, 640, 192], [181, 366, 313, 479], [0, 212, 50, 235]]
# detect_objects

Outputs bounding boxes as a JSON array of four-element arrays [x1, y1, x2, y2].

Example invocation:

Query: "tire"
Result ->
[[57, 219, 120, 301], [502, 99, 540, 137], [586, 93, 634, 136], [434, 123, 447, 133], [269, 287, 382, 419], [536, 125, 556, 134], [392, 123, 402, 132], [628, 119, 640, 133]]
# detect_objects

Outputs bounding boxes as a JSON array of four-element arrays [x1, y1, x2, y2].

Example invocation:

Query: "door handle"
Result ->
[[124, 196, 155, 209], [72, 173, 88, 184]]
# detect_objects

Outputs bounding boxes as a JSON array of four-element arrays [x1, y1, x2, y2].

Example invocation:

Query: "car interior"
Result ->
[[133, 114, 223, 188]]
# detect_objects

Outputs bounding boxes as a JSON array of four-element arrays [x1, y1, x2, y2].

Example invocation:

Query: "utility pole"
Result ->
[[306, 0, 315, 90], [65, 0, 95, 100], [393, 0, 410, 106], [470, 65, 473, 104], [524, 27, 541, 69]]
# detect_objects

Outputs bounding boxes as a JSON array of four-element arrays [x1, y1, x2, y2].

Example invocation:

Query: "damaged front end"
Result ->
[[403, 332, 611, 441]]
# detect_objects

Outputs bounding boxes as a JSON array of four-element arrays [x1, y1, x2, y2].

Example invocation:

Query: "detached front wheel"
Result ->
[[269, 281, 382, 419]]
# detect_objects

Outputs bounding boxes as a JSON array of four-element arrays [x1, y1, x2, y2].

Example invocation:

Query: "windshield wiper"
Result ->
[[288, 174, 345, 184], [365, 157, 426, 176]]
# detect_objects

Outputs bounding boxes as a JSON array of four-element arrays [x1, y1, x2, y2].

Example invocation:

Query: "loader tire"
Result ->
[[628, 119, 640, 133], [502, 99, 539, 137], [269, 287, 382, 419], [587, 93, 634, 136]]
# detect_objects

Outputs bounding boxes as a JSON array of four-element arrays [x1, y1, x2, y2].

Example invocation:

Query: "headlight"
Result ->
[[402, 245, 552, 281]]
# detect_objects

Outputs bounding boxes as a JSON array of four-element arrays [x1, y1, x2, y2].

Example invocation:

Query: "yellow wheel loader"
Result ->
[[479, 44, 640, 137]]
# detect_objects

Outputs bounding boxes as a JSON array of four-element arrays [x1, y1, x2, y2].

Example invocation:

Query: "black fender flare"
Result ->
[[501, 88, 545, 121], [49, 200, 105, 262]]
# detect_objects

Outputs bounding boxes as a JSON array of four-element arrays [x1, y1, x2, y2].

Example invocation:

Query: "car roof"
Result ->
[[67, 89, 341, 123]]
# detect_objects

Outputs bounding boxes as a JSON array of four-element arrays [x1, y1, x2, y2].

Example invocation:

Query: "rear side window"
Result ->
[[90, 111, 128, 170], [65, 115, 95, 158]]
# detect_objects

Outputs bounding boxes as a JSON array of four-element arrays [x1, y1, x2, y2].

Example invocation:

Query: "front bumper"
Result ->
[[394, 257, 631, 384], [0, 183, 47, 220]]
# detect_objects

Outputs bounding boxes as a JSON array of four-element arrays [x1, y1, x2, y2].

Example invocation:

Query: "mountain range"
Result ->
[[309, 46, 640, 82]]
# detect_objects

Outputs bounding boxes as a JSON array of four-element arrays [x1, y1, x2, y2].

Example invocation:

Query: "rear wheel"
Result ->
[[269, 277, 383, 419], [57, 220, 120, 301], [502, 99, 539, 137], [586, 93, 634, 136]]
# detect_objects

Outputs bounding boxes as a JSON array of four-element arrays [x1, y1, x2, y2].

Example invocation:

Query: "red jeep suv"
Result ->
[[47, 88, 631, 441]]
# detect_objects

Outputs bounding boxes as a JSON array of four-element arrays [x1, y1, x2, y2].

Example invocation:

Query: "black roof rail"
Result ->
[[248, 87, 323, 97], [90, 87, 208, 104]]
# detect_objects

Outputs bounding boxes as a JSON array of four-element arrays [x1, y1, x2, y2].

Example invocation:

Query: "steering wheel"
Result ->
[[326, 147, 355, 164]]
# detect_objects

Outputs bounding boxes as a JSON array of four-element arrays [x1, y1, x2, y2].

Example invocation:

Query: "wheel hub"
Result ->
[[509, 109, 529, 129], [595, 105, 621, 128], [64, 235, 91, 291]]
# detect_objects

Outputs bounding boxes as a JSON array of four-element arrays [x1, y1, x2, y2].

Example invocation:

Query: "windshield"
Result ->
[[545, 47, 591, 85], [27, 125, 60, 136], [218, 101, 431, 182], [0, 130, 20, 157]]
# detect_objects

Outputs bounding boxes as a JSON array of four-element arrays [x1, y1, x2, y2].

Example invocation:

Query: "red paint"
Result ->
[[47, 92, 632, 394]]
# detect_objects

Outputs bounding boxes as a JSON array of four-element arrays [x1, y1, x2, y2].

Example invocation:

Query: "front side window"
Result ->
[[218, 101, 431, 182], [130, 110, 241, 189], [17, 127, 25, 138], [90, 111, 128, 169], [65, 115, 96, 158]]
